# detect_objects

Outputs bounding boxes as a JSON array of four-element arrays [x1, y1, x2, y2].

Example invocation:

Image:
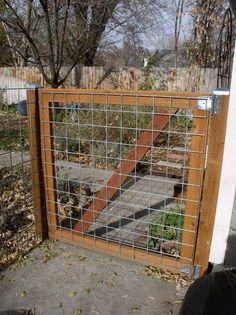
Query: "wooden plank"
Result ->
[[41, 88, 211, 98], [180, 110, 210, 264], [27, 89, 47, 239], [39, 89, 210, 109], [39, 93, 57, 233], [194, 96, 229, 276], [49, 229, 185, 271], [73, 108, 178, 234]]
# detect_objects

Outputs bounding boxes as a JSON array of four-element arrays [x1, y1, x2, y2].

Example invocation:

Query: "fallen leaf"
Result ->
[[132, 306, 141, 313], [68, 291, 77, 297], [79, 256, 86, 261], [20, 291, 27, 298], [73, 309, 82, 315], [85, 288, 91, 295], [176, 283, 182, 292]]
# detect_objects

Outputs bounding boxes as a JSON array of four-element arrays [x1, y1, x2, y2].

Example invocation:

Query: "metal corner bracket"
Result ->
[[197, 88, 229, 115]]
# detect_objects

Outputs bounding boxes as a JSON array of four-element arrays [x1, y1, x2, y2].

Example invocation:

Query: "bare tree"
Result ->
[[0, 0, 120, 87], [0, 23, 13, 65], [0, 0, 165, 88], [187, 0, 227, 68], [174, 0, 185, 66]]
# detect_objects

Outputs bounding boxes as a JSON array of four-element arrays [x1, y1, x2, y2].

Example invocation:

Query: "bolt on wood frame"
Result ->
[[34, 88, 229, 276]]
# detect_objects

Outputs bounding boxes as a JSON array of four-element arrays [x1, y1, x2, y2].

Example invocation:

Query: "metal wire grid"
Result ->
[[0, 87, 40, 269], [41, 91, 209, 268]]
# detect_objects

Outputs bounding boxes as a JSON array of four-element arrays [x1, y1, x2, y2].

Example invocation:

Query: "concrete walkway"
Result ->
[[0, 150, 31, 168], [0, 241, 182, 315]]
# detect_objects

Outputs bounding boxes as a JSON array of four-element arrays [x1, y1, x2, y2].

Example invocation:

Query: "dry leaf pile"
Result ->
[[0, 165, 40, 269], [144, 266, 193, 287]]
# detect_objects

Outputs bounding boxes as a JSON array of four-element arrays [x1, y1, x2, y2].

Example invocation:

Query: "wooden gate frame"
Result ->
[[194, 95, 229, 275], [28, 88, 229, 276]]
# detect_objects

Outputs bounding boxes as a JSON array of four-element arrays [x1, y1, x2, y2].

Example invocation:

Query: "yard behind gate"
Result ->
[[25, 88, 228, 276], [0, 88, 41, 268]]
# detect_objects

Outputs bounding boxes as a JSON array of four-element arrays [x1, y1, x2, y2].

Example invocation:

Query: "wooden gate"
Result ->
[[27, 88, 229, 277]]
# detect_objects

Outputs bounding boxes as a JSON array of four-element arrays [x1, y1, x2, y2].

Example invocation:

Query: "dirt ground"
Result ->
[[0, 241, 185, 315]]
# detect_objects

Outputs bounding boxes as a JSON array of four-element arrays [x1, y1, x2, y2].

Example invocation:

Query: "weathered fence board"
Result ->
[[0, 67, 217, 104]]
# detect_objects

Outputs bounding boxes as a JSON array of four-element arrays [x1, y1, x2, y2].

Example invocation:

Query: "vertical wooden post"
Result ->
[[39, 94, 57, 234], [181, 110, 209, 264], [194, 96, 229, 276], [27, 85, 47, 240]]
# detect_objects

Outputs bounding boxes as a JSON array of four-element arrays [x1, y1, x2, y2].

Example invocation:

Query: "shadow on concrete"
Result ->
[[224, 233, 236, 267], [88, 197, 174, 237]]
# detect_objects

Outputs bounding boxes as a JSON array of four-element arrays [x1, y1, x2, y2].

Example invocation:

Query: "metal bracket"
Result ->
[[181, 264, 201, 279], [197, 97, 212, 112], [197, 88, 229, 115], [26, 84, 42, 90]]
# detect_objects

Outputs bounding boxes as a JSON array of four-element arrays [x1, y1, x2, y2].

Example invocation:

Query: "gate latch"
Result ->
[[197, 88, 229, 114]]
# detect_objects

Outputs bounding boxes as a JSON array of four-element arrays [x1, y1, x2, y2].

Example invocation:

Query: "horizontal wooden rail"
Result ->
[[40, 88, 210, 109], [49, 229, 185, 271]]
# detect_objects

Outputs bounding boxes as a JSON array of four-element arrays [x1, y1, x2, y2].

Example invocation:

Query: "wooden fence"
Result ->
[[0, 66, 217, 104]]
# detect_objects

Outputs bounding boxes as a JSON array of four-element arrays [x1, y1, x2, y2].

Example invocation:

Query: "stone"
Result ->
[[161, 241, 176, 253]]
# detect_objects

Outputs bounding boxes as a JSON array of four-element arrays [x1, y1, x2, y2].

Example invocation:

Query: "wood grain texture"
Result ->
[[181, 110, 210, 264], [39, 88, 210, 109], [27, 89, 47, 239], [40, 94, 57, 233], [194, 96, 229, 276], [49, 229, 185, 271]]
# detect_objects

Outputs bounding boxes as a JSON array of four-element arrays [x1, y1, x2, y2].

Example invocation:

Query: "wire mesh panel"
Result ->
[[39, 89, 210, 272], [0, 88, 41, 269]]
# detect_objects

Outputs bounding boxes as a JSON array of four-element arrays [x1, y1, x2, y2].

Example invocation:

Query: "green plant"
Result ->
[[0, 128, 28, 151], [139, 56, 155, 91], [171, 111, 193, 131], [0, 103, 29, 151], [0, 103, 18, 113], [147, 205, 184, 249]]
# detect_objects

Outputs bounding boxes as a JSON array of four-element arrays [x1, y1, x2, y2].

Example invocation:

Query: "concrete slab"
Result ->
[[56, 161, 181, 248], [87, 173, 180, 246], [0, 241, 181, 315], [55, 160, 113, 193], [0, 151, 31, 168]]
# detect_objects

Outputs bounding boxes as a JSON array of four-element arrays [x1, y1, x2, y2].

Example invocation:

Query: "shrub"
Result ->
[[147, 205, 184, 250]]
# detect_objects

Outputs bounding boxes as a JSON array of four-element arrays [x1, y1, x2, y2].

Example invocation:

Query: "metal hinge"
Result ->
[[181, 264, 201, 279], [197, 88, 229, 115]]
